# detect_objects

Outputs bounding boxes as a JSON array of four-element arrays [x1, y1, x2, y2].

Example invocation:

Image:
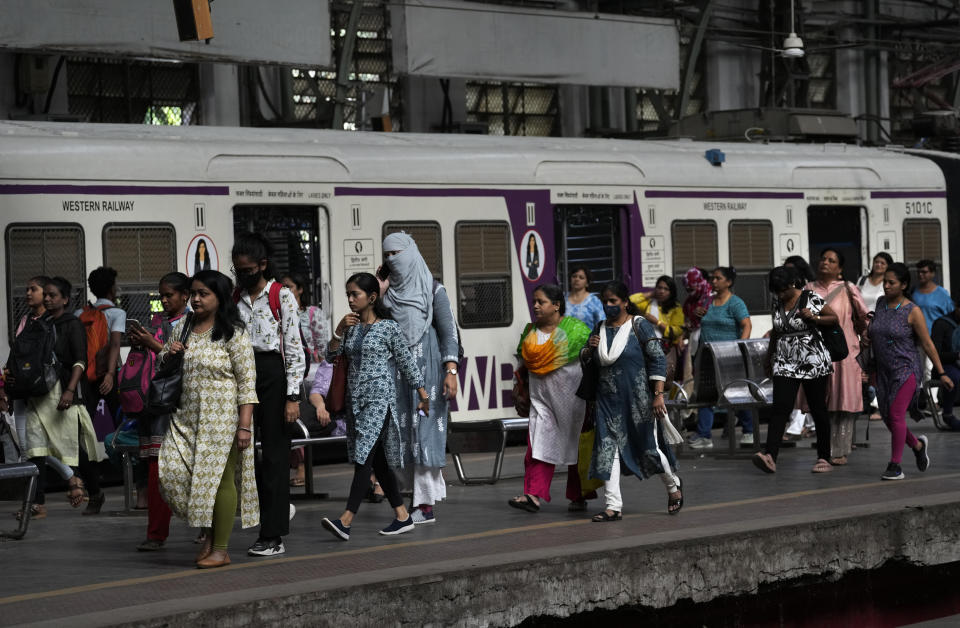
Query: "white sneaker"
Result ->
[[740, 433, 754, 445], [410, 508, 436, 525], [289, 503, 296, 521], [689, 437, 714, 450]]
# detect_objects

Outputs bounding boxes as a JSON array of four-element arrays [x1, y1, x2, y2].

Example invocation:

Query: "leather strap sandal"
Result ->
[[591, 510, 622, 522], [66, 476, 85, 508]]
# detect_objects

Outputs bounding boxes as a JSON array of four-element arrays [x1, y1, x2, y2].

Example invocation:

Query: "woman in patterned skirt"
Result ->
[[159, 270, 259, 569], [867, 263, 953, 480], [321, 272, 428, 541]]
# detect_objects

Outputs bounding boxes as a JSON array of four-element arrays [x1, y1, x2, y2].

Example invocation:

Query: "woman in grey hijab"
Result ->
[[380, 232, 460, 524]]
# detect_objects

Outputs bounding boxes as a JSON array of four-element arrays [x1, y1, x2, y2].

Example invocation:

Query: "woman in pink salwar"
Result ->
[[805, 248, 869, 465]]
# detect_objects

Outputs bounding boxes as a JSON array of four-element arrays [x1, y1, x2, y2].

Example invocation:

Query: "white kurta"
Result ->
[[528, 363, 585, 466]]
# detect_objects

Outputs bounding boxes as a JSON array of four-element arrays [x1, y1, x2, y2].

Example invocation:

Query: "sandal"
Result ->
[[508, 494, 540, 513], [568, 499, 588, 512], [752, 452, 777, 474], [83, 491, 105, 515], [592, 509, 622, 522], [667, 478, 683, 515], [812, 458, 833, 473], [830, 456, 848, 466], [66, 476, 85, 508], [14, 504, 47, 521]]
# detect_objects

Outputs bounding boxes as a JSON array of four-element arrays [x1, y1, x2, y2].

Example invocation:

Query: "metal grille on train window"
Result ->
[[555, 206, 621, 289], [103, 225, 177, 331], [455, 222, 512, 328], [729, 221, 774, 314], [671, 221, 718, 302], [5, 225, 86, 344], [903, 219, 941, 266], [382, 222, 442, 280]]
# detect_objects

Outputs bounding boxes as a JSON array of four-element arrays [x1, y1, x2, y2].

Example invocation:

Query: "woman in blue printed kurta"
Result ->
[[321, 273, 428, 541]]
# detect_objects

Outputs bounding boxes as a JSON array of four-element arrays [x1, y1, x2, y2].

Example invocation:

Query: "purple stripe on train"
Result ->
[[0, 184, 230, 195], [870, 191, 946, 199]]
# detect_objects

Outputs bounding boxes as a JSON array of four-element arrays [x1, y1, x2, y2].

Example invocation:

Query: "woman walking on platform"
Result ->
[[379, 232, 459, 525], [159, 271, 259, 569], [508, 284, 590, 513], [321, 273, 428, 540], [127, 272, 190, 551], [805, 249, 868, 466], [753, 266, 837, 474], [866, 263, 953, 480], [584, 282, 682, 520]]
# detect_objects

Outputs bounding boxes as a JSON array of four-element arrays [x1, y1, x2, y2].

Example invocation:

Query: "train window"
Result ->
[[903, 219, 942, 268], [382, 221, 442, 280], [671, 221, 718, 300], [729, 220, 774, 314], [5, 224, 86, 343], [455, 221, 512, 328], [102, 224, 177, 328]]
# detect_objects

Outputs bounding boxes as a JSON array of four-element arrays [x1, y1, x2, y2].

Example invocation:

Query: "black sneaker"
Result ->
[[247, 538, 286, 556], [378, 516, 415, 536], [881, 462, 904, 481], [321, 517, 350, 541], [914, 435, 930, 472]]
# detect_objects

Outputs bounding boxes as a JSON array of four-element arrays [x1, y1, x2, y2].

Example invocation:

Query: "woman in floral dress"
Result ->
[[753, 266, 837, 474], [159, 270, 259, 569], [584, 282, 682, 520], [321, 272, 428, 541], [867, 263, 953, 480]]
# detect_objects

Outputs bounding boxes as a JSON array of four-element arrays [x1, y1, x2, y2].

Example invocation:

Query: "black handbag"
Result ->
[[575, 322, 603, 402], [800, 291, 849, 363], [146, 313, 194, 417]]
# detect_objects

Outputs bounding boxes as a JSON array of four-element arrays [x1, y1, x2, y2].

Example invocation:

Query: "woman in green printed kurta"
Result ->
[[159, 271, 259, 569]]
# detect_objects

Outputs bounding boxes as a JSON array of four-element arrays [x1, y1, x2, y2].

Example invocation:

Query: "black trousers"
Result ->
[[253, 352, 290, 540], [764, 375, 831, 461], [346, 416, 403, 514]]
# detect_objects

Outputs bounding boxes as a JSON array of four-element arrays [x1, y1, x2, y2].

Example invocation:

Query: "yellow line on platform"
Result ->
[[3, 472, 958, 606]]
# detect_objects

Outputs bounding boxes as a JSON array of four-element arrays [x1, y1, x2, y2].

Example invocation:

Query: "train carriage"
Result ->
[[0, 121, 949, 423]]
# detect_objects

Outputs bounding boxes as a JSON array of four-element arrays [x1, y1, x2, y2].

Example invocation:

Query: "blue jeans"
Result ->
[[697, 407, 753, 439]]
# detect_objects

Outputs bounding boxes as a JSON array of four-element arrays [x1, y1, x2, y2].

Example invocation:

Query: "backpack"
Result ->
[[233, 281, 292, 360], [79, 303, 116, 382], [940, 316, 960, 354], [431, 279, 464, 364], [6, 315, 59, 399], [117, 345, 157, 417]]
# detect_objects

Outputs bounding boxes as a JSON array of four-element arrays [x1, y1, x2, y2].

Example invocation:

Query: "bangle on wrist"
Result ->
[[238, 427, 252, 433], [332, 329, 343, 341], [653, 390, 664, 396]]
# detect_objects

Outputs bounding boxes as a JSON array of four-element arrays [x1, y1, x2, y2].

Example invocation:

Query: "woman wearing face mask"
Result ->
[[0, 275, 77, 520], [583, 282, 681, 519], [126, 271, 191, 551], [805, 248, 868, 466], [508, 284, 590, 513], [565, 266, 603, 331], [630, 275, 685, 384], [376, 232, 459, 524], [231, 233, 305, 558], [159, 270, 258, 568]]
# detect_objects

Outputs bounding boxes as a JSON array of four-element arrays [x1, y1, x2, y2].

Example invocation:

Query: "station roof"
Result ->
[[0, 121, 944, 191]]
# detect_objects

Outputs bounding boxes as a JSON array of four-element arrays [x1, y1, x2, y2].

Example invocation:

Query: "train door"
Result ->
[[554, 206, 622, 288], [232, 205, 329, 310], [807, 206, 865, 280]]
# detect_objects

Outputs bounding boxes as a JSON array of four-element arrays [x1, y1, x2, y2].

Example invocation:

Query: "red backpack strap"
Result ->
[[268, 281, 283, 322], [232, 287, 242, 304]]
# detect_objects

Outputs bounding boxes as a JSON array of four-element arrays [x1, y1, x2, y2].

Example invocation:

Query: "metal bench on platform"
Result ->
[[448, 418, 529, 485], [667, 338, 771, 456], [0, 462, 40, 540], [255, 431, 348, 499]]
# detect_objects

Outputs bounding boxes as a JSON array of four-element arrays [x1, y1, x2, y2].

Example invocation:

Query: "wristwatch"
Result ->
[[446, 367, 458, 375], [286, 393, 301, 403]]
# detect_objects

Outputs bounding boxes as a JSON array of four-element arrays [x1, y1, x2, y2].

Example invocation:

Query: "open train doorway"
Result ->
[[554, 206, 622, 290], [232, 205, 330, 312], [807, 206, 865, 281]]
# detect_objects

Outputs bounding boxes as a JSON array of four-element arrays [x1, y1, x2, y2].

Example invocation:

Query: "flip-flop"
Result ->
[[508, 494, 540, 513], [752, 452, 777, 474], [812, 458, 833, 473]]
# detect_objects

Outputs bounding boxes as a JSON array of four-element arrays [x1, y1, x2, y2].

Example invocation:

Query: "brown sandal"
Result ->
[[66, 477, 85, 508]]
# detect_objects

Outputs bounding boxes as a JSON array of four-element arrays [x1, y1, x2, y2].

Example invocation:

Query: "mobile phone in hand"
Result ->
[[376, 265, 390, 281]]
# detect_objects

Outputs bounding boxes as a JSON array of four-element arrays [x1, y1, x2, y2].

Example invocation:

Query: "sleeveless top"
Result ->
[[870, 298, 923, 415]]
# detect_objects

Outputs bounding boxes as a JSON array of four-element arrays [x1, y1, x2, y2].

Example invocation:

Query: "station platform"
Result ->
[[2, 419, 960, 627]]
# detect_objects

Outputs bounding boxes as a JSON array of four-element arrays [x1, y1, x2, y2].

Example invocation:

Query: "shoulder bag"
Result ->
[[575, 321, 603, 402], [326, 354, 348, 413], [802, 291, 849, 362], [146, 313, 194, 417]]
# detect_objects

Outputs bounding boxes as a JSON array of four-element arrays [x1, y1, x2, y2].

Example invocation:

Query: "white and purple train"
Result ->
[[0, 121, 950, 422]]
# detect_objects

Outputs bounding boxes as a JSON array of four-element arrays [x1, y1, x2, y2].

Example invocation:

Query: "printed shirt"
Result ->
[[235, 279, 305, 395], [771, 292, 833, 379]]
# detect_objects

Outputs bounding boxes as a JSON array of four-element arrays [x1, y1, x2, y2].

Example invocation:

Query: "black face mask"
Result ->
[[603, 304, 622, 320], [237, 269, 263, 290]]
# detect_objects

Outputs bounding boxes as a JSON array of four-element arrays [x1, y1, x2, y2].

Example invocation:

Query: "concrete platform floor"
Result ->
[[2, 419, 960, 627]]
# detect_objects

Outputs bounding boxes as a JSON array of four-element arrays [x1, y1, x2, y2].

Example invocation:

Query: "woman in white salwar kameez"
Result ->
[[159, 270, 259, 569], [508, 285, 590, 513]]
